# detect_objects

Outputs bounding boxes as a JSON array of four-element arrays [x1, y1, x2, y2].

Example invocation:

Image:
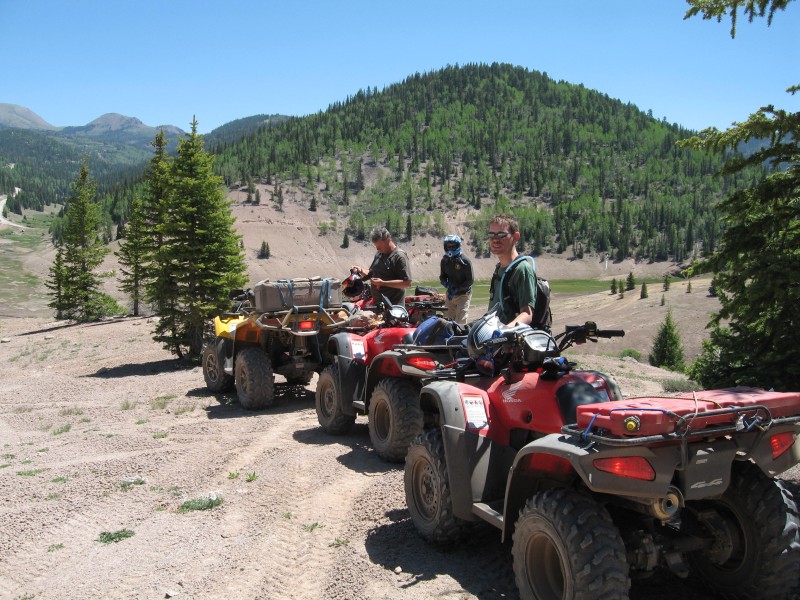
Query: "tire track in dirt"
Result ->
[[200, 411, 382, 599]]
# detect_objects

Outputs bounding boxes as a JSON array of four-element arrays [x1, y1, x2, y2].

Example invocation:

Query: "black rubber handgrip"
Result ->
[[598, 330, 625, 338]]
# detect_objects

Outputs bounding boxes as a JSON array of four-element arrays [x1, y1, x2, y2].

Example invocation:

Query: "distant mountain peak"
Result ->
[[0, 103, 57, 131], [87, 113, 145, 130]]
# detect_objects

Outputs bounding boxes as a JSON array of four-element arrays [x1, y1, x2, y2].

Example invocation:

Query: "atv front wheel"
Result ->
[[368, 377, 423, 462], [202, 338, 234, 392], [685, 463, 800, 600], [404, 428, 469, 543], [315, 364, 355, 434], [512, 488, 630, 600], [234, 347, 275, 410]]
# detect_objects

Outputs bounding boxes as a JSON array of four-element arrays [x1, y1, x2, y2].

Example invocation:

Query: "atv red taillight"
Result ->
[[593, 456, 656, 481], [405, 356, 437, 371], [770, 432, 796, 459], [298, 321, 315, 331]]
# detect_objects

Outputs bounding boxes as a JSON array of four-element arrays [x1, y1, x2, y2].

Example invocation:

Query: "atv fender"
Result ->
[[502, 434, 681, 539], [419, 381, 517, 524], [325, 332, 367, 416], [365, 351, 408, 401]]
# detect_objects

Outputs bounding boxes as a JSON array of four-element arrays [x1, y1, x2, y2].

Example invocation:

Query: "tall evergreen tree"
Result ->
[[142, 130, 173, 314], [45, 245, 67, 320], [640, 282, 649, 299], [650, 310, 686, 372], [152, 118, 248, 359], [47, 158, 111, 321], [116, 196, 148, 316], [683, 0, 799, 390], [626, 271, 636, 291]]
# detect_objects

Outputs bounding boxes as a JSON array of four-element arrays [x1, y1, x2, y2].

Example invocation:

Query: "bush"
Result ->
[[619, 348, 642, 361], [662, 378, 698, 393]]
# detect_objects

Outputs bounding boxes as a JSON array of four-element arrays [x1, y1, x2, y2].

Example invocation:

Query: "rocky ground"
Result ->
[[1, 310, 797, 600]]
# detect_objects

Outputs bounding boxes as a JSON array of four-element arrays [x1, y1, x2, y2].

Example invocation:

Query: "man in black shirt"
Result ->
[[439, 234, 473, 324], [351, 226, 412, 306]]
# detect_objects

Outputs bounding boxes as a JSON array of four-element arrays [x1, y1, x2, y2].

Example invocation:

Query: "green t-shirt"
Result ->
[[488, 258, 537, 324]]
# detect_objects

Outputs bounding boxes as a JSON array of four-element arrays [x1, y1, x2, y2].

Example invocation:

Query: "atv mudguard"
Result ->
[[419, 381, 517, 523], [213, 315, 249, 340], [326, 331, 366, 417]]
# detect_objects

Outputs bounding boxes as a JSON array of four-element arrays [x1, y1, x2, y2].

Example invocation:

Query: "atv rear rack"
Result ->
[[562, 405, 800, 447]]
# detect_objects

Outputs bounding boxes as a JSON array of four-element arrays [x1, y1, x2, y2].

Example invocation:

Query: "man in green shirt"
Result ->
[[351, 226, 412, 306], [487, 214, 537, 327]]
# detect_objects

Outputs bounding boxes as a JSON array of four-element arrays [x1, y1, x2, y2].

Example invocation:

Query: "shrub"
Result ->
[[649, 310, 685, 372], [619, 348, 642, 361]]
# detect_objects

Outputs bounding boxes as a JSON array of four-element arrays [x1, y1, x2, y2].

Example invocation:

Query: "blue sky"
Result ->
[[2, 0, 798, 134]]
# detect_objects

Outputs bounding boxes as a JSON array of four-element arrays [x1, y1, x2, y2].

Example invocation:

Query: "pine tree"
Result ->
[[309, 195, 317, 211], [610, 278, 617, 295], [342, 232, 350, 248], [142, 130, 173, 315], [618, 287, 624, 299], [406, 215, 413, 240], [116, 196, 148, 316], [45, 245, 67, 320], [626, 271, 635, 291], [686, 280, 692, 294], [258, 241, 270, 259], [47, 158, 111, 321], [640, 282, 649, 299], [663, 274, 671, 291], [152, 118, 248, 359], [649, 310, 685, 372], [681, 1, 800, 390]]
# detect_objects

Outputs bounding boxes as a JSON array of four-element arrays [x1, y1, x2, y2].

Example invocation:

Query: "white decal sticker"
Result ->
[[463, 394, 488, 430], [502, 382, 524, 403]]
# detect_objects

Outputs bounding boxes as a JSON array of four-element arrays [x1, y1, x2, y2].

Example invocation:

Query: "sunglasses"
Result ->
[[444, 243, 460, 250], [487, 231, 511, 240]]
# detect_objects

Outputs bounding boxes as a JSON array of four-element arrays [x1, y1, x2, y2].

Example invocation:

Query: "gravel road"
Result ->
[[1, 316, 797, 600]]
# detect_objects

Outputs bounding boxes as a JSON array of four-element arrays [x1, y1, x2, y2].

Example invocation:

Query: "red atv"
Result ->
[[315, 299, 465, 462], [341, 269, 445, 324], [404, 319, 800, 600]]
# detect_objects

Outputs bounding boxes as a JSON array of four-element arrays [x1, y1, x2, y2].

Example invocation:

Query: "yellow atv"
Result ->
[[202, 278, 349, 410]]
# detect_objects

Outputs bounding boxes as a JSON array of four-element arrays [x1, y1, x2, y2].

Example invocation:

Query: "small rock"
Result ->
[[394, 566, 402, 574], [164, 591, 178, 598], [0, 338, 11, 343], [44, 335, 54, 340]]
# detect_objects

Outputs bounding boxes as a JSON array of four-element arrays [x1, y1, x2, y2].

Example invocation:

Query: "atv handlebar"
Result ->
[[558, 322, 624, 350]]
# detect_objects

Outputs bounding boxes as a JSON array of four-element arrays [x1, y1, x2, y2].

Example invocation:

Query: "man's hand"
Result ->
[[371, 277, 384, 289]]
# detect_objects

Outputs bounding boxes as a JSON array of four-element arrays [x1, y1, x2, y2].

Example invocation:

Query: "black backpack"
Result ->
[[493, 256, 552, 331]]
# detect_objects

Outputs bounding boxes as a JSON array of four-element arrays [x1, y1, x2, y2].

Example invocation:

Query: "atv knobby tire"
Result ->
[[686, 463, 800, 600], [512, 488, 630, 600], [202, 338, 234, 392], [234, 347, 275, 410], [315, 364, 355, 434], [405, 428, 469, 543], [368, 377, 423, 462]]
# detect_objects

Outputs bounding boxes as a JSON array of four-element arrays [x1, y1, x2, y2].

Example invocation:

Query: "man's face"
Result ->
[[373, 238, 391, 254], [488, 222, 518, 256]]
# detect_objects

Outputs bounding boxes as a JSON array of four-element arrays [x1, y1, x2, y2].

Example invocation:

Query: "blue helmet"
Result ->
[[443, 234, 462, 258]]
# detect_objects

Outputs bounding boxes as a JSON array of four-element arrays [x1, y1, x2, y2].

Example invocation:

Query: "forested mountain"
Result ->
[[0, 110, 183, 223], [204, 114, 290, 151], [213, 63, 764, 263]]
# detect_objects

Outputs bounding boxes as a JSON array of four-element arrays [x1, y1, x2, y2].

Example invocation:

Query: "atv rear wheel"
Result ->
[[685, 463, 800, 600], [512, 488, 630, 600], [234, 347, 275, 410], [368, 377, 423, 462], [315, 364, 355, 434], [405, 428, 469, 543], [202, 338, 234, 392]]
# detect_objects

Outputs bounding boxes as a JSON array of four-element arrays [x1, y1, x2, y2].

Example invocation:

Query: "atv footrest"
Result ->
[[472, 502, 504, 530]]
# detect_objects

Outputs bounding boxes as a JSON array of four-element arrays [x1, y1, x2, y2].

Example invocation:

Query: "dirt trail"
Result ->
[[0, 316, 797, 600]]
